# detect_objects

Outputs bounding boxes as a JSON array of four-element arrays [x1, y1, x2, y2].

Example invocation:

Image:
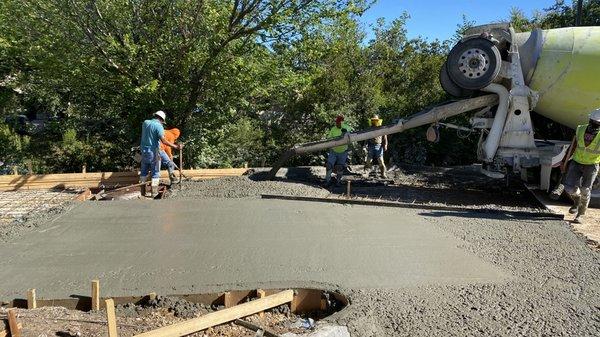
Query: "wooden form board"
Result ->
[[0, 323, 22, 337], [105, 299, 118, 337], [134, 290, 294, 337], [6, 288, 344, 314], [7, 309, 20, 337], [0, 169, 248, 191], [257, 289, 266, 318]]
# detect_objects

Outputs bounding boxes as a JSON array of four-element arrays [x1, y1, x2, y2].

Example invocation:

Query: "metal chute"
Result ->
[[268, 95, 498, 179]]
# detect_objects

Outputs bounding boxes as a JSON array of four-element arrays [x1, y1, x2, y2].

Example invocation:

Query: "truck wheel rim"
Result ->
[[457, 48, 489, 79]]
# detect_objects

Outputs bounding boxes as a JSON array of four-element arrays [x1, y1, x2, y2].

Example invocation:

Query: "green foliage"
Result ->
[[0, 123, 28, 169], [510, 0, 600, 30], [0, 1, 591, 173]]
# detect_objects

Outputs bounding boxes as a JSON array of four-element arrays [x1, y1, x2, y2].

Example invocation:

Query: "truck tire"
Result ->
[[439, 61, 474, 98], [446, 37, 501, 90]]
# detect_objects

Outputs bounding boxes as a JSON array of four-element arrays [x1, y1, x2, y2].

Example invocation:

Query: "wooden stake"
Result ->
[[133, 290, 294, 337], [105, 299, 118, 337], [178, 146, 183, 189], [27, 289, 36, 309], [256, 289, 266, 318], [91, 280, 100, 311], [7, 309, 21, 337], [223, 292, 233, 308], [0, 323, 22, 337], [320, 298, 327, 311], [290, 292, 298, 313]]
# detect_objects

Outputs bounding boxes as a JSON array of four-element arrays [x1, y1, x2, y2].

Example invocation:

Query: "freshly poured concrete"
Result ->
[[0, 199, 507, 300]]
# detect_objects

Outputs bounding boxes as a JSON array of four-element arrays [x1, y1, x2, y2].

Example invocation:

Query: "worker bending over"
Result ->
[[139, 111, 182, 197], [562, 109, 600, 223], [325, 115, 352, 185], [159, 128, 181, 185], [364, 115, 388, 178]]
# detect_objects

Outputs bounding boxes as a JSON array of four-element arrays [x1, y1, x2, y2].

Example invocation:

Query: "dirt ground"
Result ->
[[1, 165, 599, 336]]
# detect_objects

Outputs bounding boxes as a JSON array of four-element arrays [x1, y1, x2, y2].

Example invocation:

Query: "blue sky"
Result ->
[[359, 0, 558, 41]]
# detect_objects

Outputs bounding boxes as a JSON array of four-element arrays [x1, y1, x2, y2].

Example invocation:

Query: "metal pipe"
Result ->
[[268, 95, 499, 179], [481, 84, 510, 162]]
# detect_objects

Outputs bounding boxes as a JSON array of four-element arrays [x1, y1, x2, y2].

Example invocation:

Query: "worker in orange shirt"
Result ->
[[159, 128, 181, 184]]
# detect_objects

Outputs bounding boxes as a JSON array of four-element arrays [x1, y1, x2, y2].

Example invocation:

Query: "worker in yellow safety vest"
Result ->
[[562, 109, 600, 223], [325, 115, 352, 185]]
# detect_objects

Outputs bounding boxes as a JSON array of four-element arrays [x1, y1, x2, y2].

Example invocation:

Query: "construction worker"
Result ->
[[325, 115, 352, 185], [159, 128, 181, 185], [364, 115, 388, 178], [139, 111, 182, 197], [562, 109, 600, 223]]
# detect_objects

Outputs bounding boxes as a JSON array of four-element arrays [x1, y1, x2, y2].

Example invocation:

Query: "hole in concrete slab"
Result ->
[[7, 288, 348, 336]]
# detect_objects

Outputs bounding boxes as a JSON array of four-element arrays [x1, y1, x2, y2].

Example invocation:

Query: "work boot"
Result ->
[[549, 184, 564, 200], [577, 203, 588, 218], [140, 182, 146, 197], [377, 157, 387, 178], [568, 205, 578, 214], [335, 166, 344, 186], [150, 178, 160, 198], [569, 194, 581, 213], [573, 214, 583, 224], [325, 168, 332, 184]]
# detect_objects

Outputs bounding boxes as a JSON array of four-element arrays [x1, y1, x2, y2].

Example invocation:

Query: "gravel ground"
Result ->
[[330, 212, 600, 336], [162, 169, 599, 336], [169, 175, 330, 199], [2, 166, 599, 336]]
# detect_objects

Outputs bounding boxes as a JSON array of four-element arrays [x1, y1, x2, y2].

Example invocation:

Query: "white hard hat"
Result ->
[[590, 108, 600, 123], [153, 110, 166, 122]]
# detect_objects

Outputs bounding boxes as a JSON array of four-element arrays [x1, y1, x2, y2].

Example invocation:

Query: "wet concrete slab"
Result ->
[[0, 199, 508, 300]]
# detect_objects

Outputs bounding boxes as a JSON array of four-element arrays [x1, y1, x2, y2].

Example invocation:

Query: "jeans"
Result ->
[[159, 150, 176, 175], [326, 150, 348, 170], [140, 148, 161, 179], [367, 143, 384, 160], [564, 161, 599, 195]]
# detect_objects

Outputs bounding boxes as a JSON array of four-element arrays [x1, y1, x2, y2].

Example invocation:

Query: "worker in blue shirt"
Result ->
[[140, 111, 182, 197]]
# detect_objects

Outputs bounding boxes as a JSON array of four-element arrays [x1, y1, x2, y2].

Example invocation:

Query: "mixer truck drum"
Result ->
[[439, 60, 474, 98], [446, 37, 501, 90]]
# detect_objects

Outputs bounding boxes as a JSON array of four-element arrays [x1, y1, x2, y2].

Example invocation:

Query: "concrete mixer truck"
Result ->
[[268, 23, 600, 200]]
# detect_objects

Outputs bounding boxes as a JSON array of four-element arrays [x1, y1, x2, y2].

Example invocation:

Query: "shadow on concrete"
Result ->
[[418, 210, 560, 221], [336, 184, 540, 209]]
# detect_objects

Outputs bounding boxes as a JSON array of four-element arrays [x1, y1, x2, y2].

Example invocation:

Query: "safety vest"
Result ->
[[572, 125, 600, 165], [328, 123, 352, 153]]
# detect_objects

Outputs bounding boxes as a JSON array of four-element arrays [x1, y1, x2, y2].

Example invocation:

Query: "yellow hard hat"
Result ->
[[370, 115, 382, 126]]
